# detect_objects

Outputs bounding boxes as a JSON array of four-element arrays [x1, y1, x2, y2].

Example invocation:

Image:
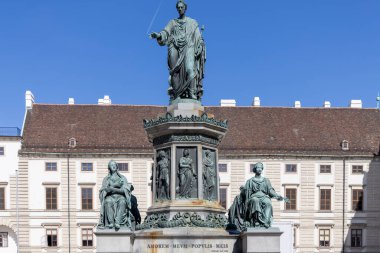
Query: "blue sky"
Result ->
[[0, 0, 379, 127]]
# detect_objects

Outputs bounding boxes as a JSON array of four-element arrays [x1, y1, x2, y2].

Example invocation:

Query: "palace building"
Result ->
[[1, 91, 379, 252]]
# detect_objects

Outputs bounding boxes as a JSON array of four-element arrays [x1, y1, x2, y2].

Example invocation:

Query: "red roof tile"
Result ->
[[21, 104, 380, 156]]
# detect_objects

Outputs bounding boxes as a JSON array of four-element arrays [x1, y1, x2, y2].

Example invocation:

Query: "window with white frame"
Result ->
[[0, 232, 8, 247], [352, 189, 363, 211], [218, 163, 228, 173], [352, 165, 363, 174], [219, 187, 227, 209], [0, 188, 5, 210], [320, 188, 331, 211], [320, 165, 331, 173], [81, 163, 93, 172], [46, 187, 58, 210], [82, 228, 93, 247], [0, 147, 4, 156], [46, 229, 58, 247], [351, 229, 362, 248], [45, 162, 57, 171], [249, 164, 255, 173], [319, 229, 330, 247], [285, 164, 297, 173], [81, 188, 93, 210], [285, 188, 297, 210], [118, 162, 129, 172]]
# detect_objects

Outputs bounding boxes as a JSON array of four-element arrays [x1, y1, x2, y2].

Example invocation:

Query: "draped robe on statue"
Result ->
[[177, 156, 194, 198], [98, 171, 132, 228], [157, 17, 205, 101], [203, 153, 215, 200], [244, 177, 278, 228]]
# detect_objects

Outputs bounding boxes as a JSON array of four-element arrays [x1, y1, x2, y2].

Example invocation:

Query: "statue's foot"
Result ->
[[107, 224, 114, 228], [115, 223, 120, 229]]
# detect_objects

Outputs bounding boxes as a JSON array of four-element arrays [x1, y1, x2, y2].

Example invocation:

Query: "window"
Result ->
[[68, 137, 76, 148], [285, 164, 297, 173], [0, 188, 4, 210], [219, 188, 227, 209], [0, 147, 4, 156], [46, 188, 57, 210], [118, 163, 129, 172], [351, 229, 362, 247], [319, 229, 330, 247], [81, 163, 93, 172], [341, 140, 349, 151], [45, 162, 57, 171], [81, 188, 93, 210], [320, 189, 331, 211], [320, 165, 331, 173], [352, 165, 363, 174], [218, 163, 227, 173], [82, 228, 93, 247], [352, 189, 363, 211], [46, 229, 57, 247], [249, 164, 255, 173], [293, 228, 296, 247], [285, 188, 297, 210], [0, 232, 8, 247]]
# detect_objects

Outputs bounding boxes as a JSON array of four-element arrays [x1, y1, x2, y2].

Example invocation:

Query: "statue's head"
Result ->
[[176, 0, 187, 16], [205, 150, 211, 157], [252, 162, 264, 174], [183, 149, 189, 156], [108, 160, 119, 173], [158, 150, 166, 159]]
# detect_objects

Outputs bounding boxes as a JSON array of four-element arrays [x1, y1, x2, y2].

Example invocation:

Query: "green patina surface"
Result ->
[[143, 112, 228, 129], [136, 212, 227, 230]]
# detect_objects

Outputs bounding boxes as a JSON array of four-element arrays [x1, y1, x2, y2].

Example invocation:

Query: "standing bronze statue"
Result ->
[[156, 150, 170, 200], [203, 150, 216, 200], [176, 149, 196, 198], [228, 163, 289, 230], [150, 0, 206, 103], [98, 160, 133, 230]]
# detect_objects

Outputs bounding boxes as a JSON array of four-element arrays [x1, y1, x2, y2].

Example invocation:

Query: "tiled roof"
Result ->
[[21, 104, 380, 156]]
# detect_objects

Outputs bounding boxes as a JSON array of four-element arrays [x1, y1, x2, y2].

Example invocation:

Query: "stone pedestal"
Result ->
[[95, 229, 133, 253], [142, 102, 229, 225], [167, 100, 204, 117], [241, 228, 283, 253], [133, 227, 240, 253]]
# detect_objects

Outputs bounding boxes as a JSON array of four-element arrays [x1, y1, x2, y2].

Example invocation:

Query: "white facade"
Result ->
[[0, 134, 21, 252], [3, 154, 375, 252]]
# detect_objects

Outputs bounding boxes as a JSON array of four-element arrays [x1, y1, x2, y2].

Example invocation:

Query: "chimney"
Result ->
[[323, 101, 331, 108], [294, 101, 301, 108], [252, 97, 260, 107], [25, 90, 35, 110], [220, 99, 236, 107], [103, 95, 112, 105], [349, 100, 362, 108], [68, 98, 75, 105]]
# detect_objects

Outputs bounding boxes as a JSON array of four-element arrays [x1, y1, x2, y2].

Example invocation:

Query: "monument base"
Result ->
[[133, 227, 240, 253], [241, 227, 282, 253], [167, 101, 204, 117], [95, 228, 133, 253]]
